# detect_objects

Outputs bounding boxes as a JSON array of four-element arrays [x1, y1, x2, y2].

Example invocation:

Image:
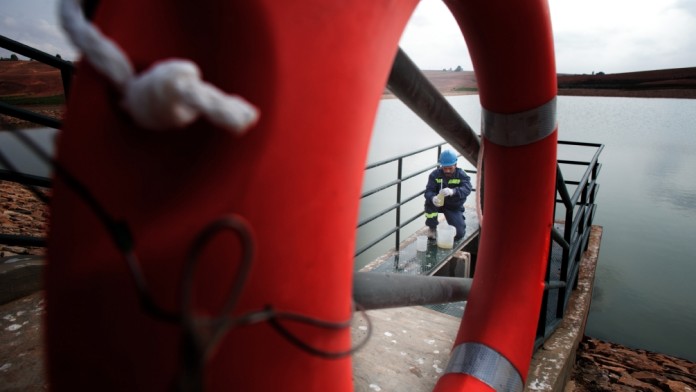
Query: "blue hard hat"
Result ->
[[439, 150, 458, 166]]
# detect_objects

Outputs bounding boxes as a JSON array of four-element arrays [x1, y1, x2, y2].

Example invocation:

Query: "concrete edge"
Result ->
[[0, 255, 45, 305], [524, 226, 603, 391]]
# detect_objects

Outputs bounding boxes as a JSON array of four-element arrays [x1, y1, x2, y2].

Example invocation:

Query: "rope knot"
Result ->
[[60, 0, 259, 134], [123, 60, 258, 133]]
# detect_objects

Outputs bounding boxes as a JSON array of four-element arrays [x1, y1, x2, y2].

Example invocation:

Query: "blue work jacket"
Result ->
[[424, 167, 473, 209]]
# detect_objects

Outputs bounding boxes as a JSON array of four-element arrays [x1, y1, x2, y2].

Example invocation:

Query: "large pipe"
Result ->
[[387, 48, 480, 166], [353, 272, 472, 310]]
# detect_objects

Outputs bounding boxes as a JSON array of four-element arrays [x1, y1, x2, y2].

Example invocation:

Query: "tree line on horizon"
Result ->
[[0, 53, 66, 61]]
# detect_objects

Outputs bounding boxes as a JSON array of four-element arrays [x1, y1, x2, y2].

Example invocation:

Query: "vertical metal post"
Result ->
[[559, 169, 573, 319], [395, 157, 403, 252]]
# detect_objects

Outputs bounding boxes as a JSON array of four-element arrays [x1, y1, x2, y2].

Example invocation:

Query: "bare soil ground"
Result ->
[[0, 61, 64, 98], [384, 67, 696, 99], [2, 60, 694, 108], [0, 61, 65, 129]]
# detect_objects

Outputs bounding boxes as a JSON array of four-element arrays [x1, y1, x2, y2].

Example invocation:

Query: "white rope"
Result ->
[[59, 0, 259, 133]]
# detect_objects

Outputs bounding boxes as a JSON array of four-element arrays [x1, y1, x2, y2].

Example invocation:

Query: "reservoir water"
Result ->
[[363, 95, 696, 362], [1, 95, 695, 362]]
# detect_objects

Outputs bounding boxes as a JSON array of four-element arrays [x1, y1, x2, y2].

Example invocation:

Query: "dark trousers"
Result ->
[[424, 200, 466, 240]]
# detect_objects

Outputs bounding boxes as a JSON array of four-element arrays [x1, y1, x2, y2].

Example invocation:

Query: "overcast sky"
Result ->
[[1, 0, 695, 74]]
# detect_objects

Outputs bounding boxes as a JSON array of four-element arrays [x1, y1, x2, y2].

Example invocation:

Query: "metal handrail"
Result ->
[[355, 140, 603, 354], [0, 35, 73, 131], [0, 35, 72, 249], [535, 140, 603, 349], [0, 34, 74, 96], [355, 143, 451, 257]]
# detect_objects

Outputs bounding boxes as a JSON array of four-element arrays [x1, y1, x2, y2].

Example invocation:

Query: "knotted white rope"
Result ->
[[59, 0, 259, 133]]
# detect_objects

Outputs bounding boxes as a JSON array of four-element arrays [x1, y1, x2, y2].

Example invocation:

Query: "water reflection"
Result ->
[[0, 127, 57, 177]]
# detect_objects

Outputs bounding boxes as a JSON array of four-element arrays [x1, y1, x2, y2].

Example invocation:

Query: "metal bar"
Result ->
[[0, 102, 62, 129], [354, 226, 400, 258], [0, 34, 73, 105], [0, 35, 74, 71], [555, 164, 572, 209], [569, 146, 604, 207], [395, 158, 403, 252], [357, 202, 400, 229], [387, 48, 480, 166], [361, 178, 401, 199], [551, 227, 569, 250], [0, 169, 52, 188], [0, 234, 47, 248], [357, 190, 424, 228], [544, 280, 567, 290], [365, 142, 446, 170], [361, 163, 443, 198], [557, 140, 603, 148], [354, 210, 425, 257], [557, 159, 592, 166], [353, 272, 472, 310]]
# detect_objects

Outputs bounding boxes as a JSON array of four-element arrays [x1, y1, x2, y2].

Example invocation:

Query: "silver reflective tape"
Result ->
[[444, 342, 524, 392], [482, 97, 557, 147]]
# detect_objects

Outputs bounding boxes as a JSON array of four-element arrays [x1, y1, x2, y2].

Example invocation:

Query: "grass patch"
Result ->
[[453, 87, 478, 92], [0, 95, 65, 106]]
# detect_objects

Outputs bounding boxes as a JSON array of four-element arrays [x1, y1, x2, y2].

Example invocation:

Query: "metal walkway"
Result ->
[[360, 207, 479, 277]]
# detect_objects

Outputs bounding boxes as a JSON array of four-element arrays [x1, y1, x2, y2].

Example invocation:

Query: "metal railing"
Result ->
[[0, 34, 73, 129], [354, 140, 603, 352], [0, 35, 72, 249], [535, 140, 604, 349], [355, 143, 442, 257], [355, 143, 477, 258]]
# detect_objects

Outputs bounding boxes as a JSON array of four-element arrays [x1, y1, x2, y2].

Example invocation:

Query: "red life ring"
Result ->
[[46, 0, 556, 391], [434, 0, 558, 391], [46, 0, 418, 390]]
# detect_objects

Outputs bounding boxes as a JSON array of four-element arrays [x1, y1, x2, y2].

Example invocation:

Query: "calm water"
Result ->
[[364, 95, 696, 362], [2, 96, 695, 362]]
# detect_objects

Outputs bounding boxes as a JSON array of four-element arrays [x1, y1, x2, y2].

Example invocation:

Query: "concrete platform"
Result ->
[[361, 207, 480, 277], [0, 227, 602, 391], [0, 255, 44, 305], [351, 226, 602, 391]]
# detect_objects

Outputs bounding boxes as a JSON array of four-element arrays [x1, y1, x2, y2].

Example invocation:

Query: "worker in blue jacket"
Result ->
[[424, 149, 472, 241]]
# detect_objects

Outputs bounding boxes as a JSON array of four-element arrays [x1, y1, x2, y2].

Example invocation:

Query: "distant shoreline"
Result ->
[[1, 60, 694, 130], [383, 88, 696, 100], [384, 67, 696, 100]]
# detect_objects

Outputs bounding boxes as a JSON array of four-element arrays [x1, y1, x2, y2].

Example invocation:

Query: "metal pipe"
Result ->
[[544, 280, 567, 290], [0, 234, 47, 248], [353, 272, 472, 310], [0, 169, 52, 188], [387, 48, 480, 166]]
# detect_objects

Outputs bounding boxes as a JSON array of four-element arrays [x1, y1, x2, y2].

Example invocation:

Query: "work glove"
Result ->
[[432, 195, 444, 207], [440, 188, 454, 197]]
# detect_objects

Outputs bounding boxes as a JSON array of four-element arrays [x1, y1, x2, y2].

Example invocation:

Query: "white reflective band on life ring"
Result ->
[[444, 342, 524, 392], [482, 97, 557, 147]]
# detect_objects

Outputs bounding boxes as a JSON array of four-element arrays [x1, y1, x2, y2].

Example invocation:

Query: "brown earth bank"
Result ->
[[1, 179, 696, 390], [0, 60, 64, 98], [0, 60, 65, 130], [569, 336, 696, 392], [0, 60, 694, 129], [384, 67, 696, 99], [2, 60, 695, 106]]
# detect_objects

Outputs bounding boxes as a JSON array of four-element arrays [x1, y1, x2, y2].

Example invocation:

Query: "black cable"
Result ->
[[6, 126, 375, 390], [177, 215, 256, 391], [268, 303, 373, 360]]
